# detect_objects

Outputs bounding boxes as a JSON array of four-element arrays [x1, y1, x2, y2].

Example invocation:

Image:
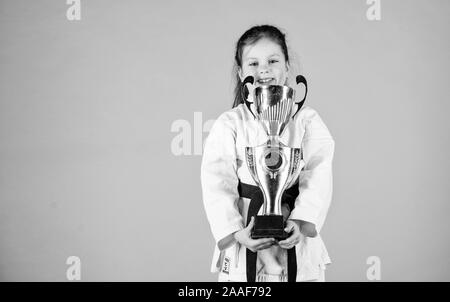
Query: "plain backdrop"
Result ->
[[0, 0, 449, 281]]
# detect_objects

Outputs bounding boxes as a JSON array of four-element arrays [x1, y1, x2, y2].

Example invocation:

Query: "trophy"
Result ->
[[243, 75, 308, 240]]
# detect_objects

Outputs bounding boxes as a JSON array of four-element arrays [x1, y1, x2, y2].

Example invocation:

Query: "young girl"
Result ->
[[201, 25, 335, 282]]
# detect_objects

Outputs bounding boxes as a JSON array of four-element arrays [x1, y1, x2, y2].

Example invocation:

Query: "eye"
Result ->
[[269, 59, 279, 64], [249, 62, 258, 66]]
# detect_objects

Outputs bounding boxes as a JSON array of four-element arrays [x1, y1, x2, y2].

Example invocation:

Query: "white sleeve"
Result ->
[[289, 110, 335, 233], [201, 115, 244, 246]]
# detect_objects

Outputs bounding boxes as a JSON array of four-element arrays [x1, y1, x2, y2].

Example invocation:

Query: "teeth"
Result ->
[[258, 78, 273, 83]]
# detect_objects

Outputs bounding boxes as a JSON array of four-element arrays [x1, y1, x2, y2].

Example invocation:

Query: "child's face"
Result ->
[[239, 38, 289, 87]]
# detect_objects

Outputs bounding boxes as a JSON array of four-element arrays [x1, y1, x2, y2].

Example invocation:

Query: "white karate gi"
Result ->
[[201, 103, 335, 282]]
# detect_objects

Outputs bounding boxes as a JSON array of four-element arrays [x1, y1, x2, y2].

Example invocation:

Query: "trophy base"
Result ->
[[251, 215, 289, 240]]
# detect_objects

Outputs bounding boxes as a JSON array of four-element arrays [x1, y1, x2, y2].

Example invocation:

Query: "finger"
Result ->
[[284, 224, 294, 233], [278, 241, 291, 248], [252, 237, 275, 246], [256, 241, 277, 251], [285, 220, 301, 233], [251, 238, 275, 250], [257, 244, 274, 251], [278, 238, 300, 249], [278, 235, 300, 246], [284, 222, 300, 239], [279, 243, 296, 250]]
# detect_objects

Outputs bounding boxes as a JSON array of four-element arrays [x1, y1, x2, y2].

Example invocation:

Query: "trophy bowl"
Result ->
[[254, 85, 295, 139]]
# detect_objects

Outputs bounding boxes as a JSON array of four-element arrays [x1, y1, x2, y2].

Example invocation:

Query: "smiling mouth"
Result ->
[[256, 78, 275, 85]]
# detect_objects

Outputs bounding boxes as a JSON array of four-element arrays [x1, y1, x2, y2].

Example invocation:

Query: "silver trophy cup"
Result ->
[[243, 75, 307, 239]]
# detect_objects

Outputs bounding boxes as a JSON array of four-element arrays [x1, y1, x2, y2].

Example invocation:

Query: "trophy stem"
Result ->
[[267, 136, 280, 147]]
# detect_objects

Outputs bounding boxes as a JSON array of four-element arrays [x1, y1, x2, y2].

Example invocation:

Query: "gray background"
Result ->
[[0, 0, 449, 281]]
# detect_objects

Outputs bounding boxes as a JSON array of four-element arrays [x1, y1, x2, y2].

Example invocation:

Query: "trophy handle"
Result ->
[[292, 75, 308, 118], [242, 76, 256, 119], [245, 146, 261, 187], [285, 148, 305, 190]]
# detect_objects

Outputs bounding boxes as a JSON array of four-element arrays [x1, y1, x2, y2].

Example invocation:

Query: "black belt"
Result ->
[[237, 181, 299, 282]]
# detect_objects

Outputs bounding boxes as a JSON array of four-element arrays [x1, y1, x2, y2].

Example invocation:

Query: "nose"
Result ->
[[258, 63, 270, 75]]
